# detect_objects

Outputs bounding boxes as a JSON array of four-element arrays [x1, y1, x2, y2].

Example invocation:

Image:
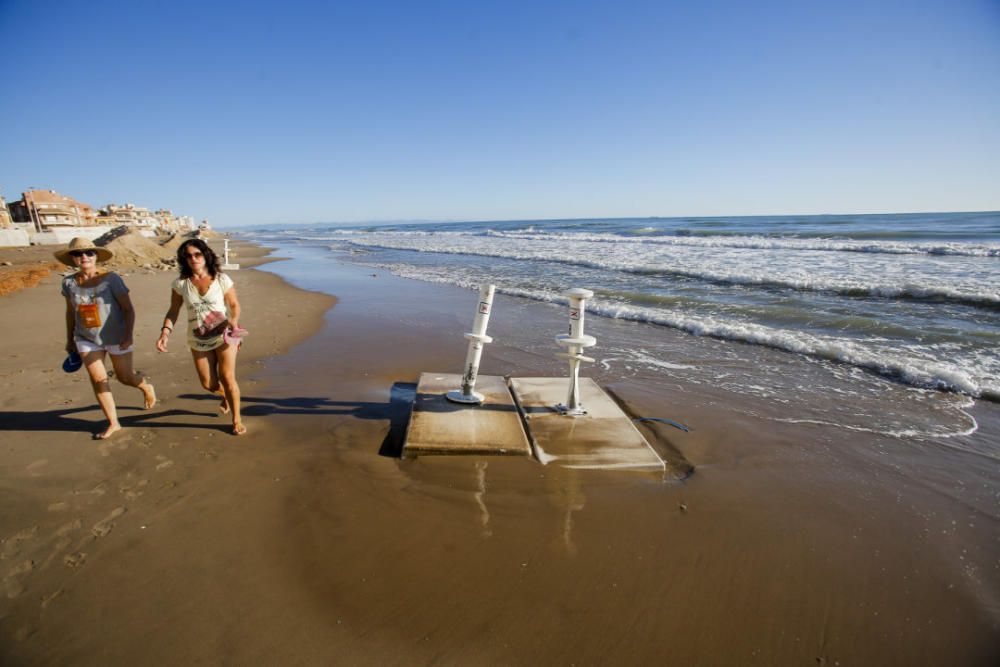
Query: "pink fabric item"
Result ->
[[224, 325, 248, 346]]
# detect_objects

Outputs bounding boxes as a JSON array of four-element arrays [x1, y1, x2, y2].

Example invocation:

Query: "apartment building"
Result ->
[[8, 189, 97, 232]]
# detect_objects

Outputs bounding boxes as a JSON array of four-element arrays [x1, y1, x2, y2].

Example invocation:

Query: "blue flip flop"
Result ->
[[62, 351, 83, 373]]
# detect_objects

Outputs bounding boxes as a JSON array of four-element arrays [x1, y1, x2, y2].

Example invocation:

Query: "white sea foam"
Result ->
[[771, 416, 980, 441], [368, 260, 1000, 400], [484, 229, 1000, 257], [311, 227, 1000, 257], [333, 232, 1000, 307]]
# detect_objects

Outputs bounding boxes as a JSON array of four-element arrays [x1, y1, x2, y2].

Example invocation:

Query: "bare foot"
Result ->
[[142, 383, 157, 410], [232, 422, 246, 436], [94, 423, 122, 440], [219, 396, 230, 414]]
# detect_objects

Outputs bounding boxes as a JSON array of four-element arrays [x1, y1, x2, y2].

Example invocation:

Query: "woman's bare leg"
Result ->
[[109, 352, 156, 409], [216, 342, 244, 435], [190, 348, 227, 412], [82, 350, 120, 439]]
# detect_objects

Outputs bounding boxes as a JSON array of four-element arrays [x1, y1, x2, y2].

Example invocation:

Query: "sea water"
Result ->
[[242, 211, 1000, 441]]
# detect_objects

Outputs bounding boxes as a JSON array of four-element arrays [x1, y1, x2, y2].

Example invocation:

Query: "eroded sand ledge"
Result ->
[[0, 241, 997, 665]]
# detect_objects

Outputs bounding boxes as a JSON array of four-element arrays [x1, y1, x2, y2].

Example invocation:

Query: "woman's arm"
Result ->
[[114, 290, 136, 350], [156, 290, 184, 353], [224, 285, 241, 330], [64, 295, 76, 354]]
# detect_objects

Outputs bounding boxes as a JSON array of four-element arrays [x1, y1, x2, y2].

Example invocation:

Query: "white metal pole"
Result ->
[[555, 288, 596, 416], [447, 284, 496, 404]]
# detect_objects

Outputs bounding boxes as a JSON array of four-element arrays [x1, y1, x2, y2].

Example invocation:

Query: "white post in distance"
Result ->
[[447, 284, 496, 405], [221, 237, 240, 270], [555, 288, 596, 416]]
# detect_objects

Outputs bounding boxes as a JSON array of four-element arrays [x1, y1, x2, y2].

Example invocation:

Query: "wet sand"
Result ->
[[0, 242, 997, 665]]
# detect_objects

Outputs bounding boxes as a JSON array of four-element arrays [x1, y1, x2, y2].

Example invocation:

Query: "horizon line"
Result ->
[[219, 208, 1000, 229]]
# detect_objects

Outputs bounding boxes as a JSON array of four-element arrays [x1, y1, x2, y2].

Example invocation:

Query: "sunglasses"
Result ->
[[70, 250, 97, 258], [184, 251, 204, 259]]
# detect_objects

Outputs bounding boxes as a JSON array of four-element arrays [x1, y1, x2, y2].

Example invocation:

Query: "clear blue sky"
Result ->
[[2, 0, 998, 227]]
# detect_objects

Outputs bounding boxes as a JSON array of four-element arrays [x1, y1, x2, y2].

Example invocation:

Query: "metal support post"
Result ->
[[555, 288, 596, 416], [446, 284, 496, 404]]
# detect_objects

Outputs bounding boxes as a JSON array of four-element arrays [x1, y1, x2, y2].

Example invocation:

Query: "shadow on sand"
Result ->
[[0, 406, 225, 438], [177, 382, 418, 457]]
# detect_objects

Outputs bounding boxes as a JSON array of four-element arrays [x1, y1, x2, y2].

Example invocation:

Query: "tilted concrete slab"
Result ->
[[403, 373, 531, 457], [509, 377, 666, 471]]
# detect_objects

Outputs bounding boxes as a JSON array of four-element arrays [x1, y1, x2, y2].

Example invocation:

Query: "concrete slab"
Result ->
[[509, 377, 665, 472], [403, 373, 531, 457]]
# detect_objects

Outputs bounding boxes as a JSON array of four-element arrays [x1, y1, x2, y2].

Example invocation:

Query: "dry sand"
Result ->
[[0, 240, 997, 665], [0, 227, 207, 297]]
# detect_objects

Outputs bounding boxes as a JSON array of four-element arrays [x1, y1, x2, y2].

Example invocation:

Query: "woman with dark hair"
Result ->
[[156, 238, 246, 435], [57, 237, 156, 439]]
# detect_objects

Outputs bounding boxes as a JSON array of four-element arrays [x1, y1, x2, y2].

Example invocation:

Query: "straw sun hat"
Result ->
[[54, 237, 113, 266]]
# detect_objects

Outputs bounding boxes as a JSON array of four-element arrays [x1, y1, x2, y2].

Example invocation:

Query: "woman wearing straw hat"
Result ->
[[57, 237, 156, 439]]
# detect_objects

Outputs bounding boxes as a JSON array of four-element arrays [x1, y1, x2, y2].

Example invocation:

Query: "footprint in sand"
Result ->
[[40, 588, 64, 609], [54, 519, 82, 537], [1, 526, 38, 560], [74, 483, 107, 497], [155, 456, 174, 471], [5, 559, 35, 598], [63, 552, 86, 569], [92, 507, 127, 538], [26, 459, 48, 476], [119, 478, 149, 500], [39, 537, 72, 572], [47, 502, 70, 512], [97, 437, 130, 457], [4, 579, 25, 599]]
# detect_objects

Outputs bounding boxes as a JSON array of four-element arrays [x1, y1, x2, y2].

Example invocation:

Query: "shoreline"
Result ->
[[1, 240, 997, 665]]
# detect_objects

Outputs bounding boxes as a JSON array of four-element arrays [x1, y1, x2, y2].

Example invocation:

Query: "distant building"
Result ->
[[102, 203, 171, 231], [134, 206, 158, 229], [154, 209, 175, 232], [3, 190, 196, 241], [154, 209, 196, 233], [9, 189, 97, 232], [0, 196, 13, 229], [101, 203, 141, 228]]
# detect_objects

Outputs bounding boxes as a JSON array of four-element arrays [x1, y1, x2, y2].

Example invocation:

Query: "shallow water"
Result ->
[[244, 212, 999, 445], [245, 244, 1000, 665]]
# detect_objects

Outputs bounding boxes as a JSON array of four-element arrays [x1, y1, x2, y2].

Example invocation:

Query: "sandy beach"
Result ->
[[0, 240, 997, 665]]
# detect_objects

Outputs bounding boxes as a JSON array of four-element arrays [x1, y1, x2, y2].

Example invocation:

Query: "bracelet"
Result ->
[[161, 326, 172, 333]]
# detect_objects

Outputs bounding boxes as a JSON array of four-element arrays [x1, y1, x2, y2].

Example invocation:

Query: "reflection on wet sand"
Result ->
[[474, 460, 491, 538], [554, 470, 586, 556]]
